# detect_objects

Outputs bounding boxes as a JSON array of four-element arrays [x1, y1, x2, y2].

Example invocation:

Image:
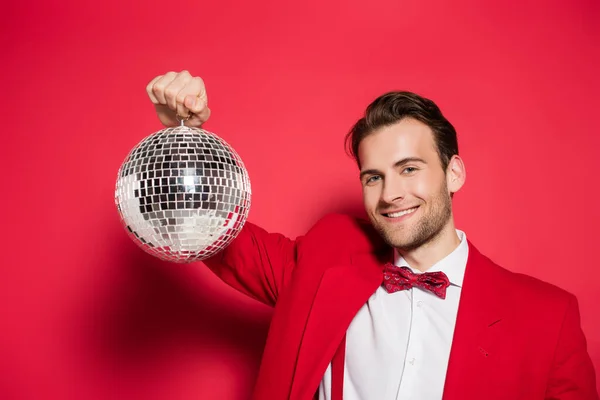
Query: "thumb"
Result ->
[[186, 95, 209, 115], [184, 95, 197, 110]]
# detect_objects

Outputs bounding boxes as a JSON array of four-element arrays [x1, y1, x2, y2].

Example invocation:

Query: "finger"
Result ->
[[176, 100, 190, 122], [146, 75, 162, 104], [190, 76, 209, 107], [151, 71, 177, 106], [187, 106, 211, 127], [184, 95, 211, 123], [165, 70, 192, 113], [176, 77, 207, 119]]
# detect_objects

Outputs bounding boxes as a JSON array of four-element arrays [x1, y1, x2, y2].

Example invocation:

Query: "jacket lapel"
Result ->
[[289, 240, 509, 400], [443, 243, 507, 399], [289, 250, 390, 400]]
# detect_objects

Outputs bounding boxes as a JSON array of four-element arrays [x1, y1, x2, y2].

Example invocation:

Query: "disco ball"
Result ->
[[115, 125, 251, 263]]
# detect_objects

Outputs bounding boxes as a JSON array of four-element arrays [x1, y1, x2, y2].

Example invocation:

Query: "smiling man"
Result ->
[[146, 71, 598, 400]]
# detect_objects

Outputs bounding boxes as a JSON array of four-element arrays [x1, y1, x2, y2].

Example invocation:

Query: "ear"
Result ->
[[446, 155, 466, 194]]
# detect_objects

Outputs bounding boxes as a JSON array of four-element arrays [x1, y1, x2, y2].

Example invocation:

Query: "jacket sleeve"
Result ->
[[545, 294, 599, 399], [201, 221, 299, 307]]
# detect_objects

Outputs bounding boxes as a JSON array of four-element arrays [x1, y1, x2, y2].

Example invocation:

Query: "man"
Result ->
[[146, 70, 598, 399]]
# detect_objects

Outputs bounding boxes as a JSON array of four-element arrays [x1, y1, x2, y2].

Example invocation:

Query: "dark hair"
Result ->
[[345, 91, 458, 171]]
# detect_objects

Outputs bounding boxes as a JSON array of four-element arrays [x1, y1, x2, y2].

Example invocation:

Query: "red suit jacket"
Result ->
[[204, 214, 598, 399]]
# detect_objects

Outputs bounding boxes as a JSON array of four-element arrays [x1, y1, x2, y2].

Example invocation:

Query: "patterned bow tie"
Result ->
[[382, 263, 450, 299]]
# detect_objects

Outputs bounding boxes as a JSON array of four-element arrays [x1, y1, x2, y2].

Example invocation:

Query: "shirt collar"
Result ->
[[394, 230, 469, 288]]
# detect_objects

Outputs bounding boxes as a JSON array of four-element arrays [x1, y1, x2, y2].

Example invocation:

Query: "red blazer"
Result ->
[[204, 214, 598, 400]]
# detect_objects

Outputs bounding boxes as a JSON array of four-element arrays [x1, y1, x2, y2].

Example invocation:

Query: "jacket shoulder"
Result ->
[[295, 213, 386, 261], [307, 213, 383, 244]]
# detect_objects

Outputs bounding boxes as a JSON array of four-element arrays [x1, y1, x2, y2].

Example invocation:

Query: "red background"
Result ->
[[2, 0, 599, 398]]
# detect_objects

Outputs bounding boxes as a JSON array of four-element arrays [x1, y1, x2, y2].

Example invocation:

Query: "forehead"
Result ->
[[358, 118, 437, 168]]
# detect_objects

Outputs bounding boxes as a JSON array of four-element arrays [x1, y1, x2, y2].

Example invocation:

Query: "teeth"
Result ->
[[387, 207, 418, 218]]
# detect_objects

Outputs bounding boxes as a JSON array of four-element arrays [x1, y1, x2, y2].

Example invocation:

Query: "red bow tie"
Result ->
[[382, 263, 450, 299]]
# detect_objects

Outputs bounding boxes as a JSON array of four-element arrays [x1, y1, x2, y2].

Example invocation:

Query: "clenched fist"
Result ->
[[146, 70, 211, 127]]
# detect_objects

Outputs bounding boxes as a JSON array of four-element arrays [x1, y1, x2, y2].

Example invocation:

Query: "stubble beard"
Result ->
[[371, 184, 453, 252]]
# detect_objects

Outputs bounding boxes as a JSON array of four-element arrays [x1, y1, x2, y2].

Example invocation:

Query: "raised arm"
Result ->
[[146, 70, 298, 306], [202, 222, 299, 306]]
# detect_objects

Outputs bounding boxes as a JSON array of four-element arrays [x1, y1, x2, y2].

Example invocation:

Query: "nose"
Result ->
[[380, 174, 405, 204]]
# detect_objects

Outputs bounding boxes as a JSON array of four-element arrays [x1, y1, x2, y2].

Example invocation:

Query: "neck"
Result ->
[[397, 220, 461, 272]]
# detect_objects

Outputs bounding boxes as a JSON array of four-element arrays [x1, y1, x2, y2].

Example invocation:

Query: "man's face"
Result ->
[[358, 118, 455, 251]]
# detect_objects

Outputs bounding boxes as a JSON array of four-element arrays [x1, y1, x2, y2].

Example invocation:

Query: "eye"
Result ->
[[402, 167, 418, 174], [365, 175, 381, 184]]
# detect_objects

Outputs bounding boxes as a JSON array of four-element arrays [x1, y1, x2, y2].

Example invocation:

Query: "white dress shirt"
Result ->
[[319, 230, 469, 400]]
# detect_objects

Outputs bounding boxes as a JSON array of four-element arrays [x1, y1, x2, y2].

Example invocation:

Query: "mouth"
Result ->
[[382, 206, 419, 219]]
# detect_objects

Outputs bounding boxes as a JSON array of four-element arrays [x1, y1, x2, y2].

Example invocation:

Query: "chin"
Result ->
[[374, 225, 410, 249], [378, 219, 431, 249], [384, 234, 416, 250]]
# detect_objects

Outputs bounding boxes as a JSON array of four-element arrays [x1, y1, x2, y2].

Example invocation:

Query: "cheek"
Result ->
[[412, 179, 430, 197], [410, 173, 443, 199], [362, 186, 379, 210]]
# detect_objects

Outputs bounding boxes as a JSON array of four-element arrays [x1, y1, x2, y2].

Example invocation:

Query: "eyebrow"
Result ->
[[359, 157, 427, 180]]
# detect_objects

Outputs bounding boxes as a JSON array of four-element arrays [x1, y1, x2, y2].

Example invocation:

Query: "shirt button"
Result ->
[[409, 358, 416, 365], [417, 301, 424, 307]]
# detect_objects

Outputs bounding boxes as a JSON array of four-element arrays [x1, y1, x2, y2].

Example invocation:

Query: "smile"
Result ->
[[383, 207, 419, 218]]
